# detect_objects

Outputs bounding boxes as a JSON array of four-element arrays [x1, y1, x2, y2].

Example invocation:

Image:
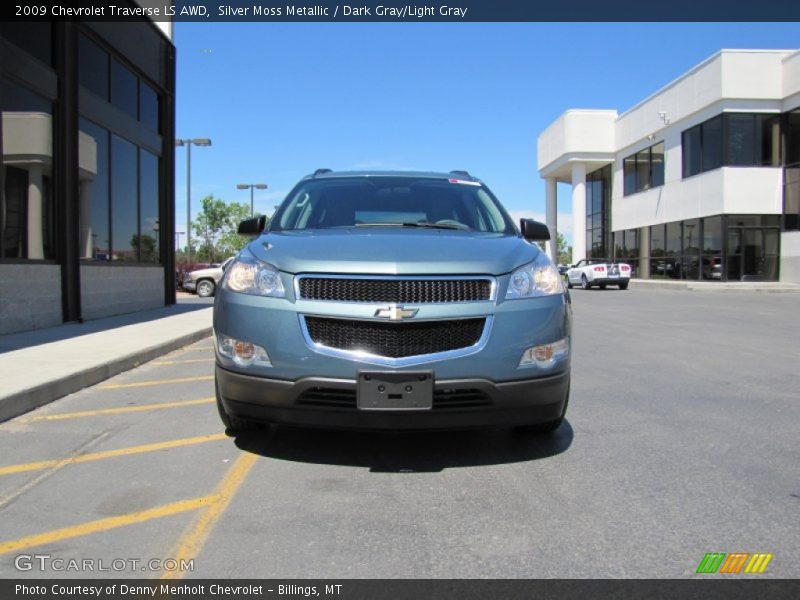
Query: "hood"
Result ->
[[188, 266, 222, 277], [248, 229, 540, 275]]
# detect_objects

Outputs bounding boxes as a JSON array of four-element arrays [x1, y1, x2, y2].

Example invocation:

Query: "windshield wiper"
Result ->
[[354, 221, 471, 231]]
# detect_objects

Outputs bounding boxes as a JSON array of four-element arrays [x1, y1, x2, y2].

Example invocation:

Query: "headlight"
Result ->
[[505, 253, 563, 299], [224, 248, 285, 297]]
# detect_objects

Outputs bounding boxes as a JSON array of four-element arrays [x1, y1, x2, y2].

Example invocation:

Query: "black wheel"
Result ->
[[216, 379, 266, 435], [599, 283, 607, 290], [196, 279, 216, 297], [619, 281, 629, 290], [566, 280, 573, 289], [581, 275, 590, 290]]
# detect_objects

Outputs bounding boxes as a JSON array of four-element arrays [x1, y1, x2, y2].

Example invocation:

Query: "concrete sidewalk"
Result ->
[[0, 303, 213, 422], [629, 278, 800, 292]]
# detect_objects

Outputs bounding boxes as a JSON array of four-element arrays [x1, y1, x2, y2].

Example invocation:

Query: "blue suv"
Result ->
[[213, 170, 571, 432]]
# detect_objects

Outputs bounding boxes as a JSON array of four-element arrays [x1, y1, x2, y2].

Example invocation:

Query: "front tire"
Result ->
[[581, 275, 590, 290], [196, 279, 216, 297]]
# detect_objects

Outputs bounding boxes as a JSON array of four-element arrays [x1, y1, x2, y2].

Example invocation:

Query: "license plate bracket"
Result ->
[[357, 371, 434, 411]]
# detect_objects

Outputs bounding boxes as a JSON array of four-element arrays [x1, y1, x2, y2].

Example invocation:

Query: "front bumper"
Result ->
[[216, 365, 570, 430], [182, 280, 197, 292]]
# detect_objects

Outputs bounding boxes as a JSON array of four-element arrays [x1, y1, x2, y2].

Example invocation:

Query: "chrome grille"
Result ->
[[298, 277, 492, 303], [303, 317, 486, 359]]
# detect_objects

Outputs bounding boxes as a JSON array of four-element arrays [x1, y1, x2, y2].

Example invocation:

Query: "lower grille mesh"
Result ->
[[304, 316, 486, 359], [296, 387, 491, 409]]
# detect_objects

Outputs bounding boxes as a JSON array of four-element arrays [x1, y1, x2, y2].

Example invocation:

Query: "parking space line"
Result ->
[[0, 433, 228, 476], [20, 398, 215, 422], [163, 451, 259, 579], [96, 376, 213, 390], [150, 359, 215, 366], [0, 496, 213, 555]]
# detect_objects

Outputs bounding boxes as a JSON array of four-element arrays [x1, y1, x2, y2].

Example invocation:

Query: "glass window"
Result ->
[[682, 219, 700, 255], [139, 81, 159, 131], [591, 178, 602, 214], [726, 114, 755, 166], [787, 110, 800, 167], [785, 167, 800, 230], [701, 116, 722, 172], [682, 126, 701, 177], [0, 22, 52, 66], [651, 143, 665, 187], [756, 115, 780, 167], [665, 222, 681, 257], [79, 34, 109, 100], [111, 59, 138, 119], [625, 229, 638, 259], [650, 225, 665, 257], [78, 119, 110, 260], [1, 80, 55, 259], [111, 135, 138, 261], [636, 149, 651, 191], [139, 150, 160, 263], [623, 155, 636, 195], [273, 177, 515, 233], [702, 216, 722, 254]]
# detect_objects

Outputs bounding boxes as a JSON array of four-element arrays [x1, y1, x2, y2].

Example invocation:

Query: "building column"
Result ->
[[639, 226, 650, 278], [571, 162, 587, 265], [27, 165, 44, 259], [545, 177, 558, 263]]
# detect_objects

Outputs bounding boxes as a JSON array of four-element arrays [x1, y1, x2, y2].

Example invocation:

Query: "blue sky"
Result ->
[[174, 22, 800, 244]]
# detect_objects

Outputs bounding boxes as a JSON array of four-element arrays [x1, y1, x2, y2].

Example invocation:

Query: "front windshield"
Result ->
[[270, 177, 516, 234]]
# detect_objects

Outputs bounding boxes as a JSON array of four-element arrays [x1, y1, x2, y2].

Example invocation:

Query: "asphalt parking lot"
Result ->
[[0, 288, 797, 578]]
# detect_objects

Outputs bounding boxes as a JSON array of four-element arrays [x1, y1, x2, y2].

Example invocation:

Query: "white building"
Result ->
[[538, 49, 800, 282]]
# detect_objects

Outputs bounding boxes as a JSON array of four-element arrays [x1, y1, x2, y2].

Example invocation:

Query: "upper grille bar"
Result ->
[[297, 276, 494, 303]]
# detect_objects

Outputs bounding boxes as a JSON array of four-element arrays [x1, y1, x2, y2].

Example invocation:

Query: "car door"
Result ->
[[567, 260, 585, 283]]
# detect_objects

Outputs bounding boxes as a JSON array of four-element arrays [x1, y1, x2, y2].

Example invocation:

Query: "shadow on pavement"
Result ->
[[0, 300, 212, 354], [234, 420, 573, 472]]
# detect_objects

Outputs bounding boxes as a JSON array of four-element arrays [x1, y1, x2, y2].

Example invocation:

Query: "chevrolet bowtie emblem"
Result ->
[[374, 305, 419, 320]]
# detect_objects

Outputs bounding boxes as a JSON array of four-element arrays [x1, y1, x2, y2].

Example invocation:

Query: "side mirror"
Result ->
[[238, 215, 266, 236], [520, 218, 550, 242]]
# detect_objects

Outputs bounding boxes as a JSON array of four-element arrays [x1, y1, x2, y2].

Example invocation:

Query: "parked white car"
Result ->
[[183, 257, 235, 297], [565, 258, 631, 290]]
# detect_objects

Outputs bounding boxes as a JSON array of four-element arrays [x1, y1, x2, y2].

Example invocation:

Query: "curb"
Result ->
[[0, 327, 212, 423]]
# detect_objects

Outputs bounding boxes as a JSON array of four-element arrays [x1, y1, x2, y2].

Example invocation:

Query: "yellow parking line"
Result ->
[[0, 433, 228, 476], [97, 376, 213, 390], [21, 397, 215, 422], [163, 451, 259, 579], [0, 496, 212, 555], [150, 359, 215, 366]]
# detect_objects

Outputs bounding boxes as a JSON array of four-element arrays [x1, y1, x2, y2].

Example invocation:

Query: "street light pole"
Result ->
[[175, 138, 212, 265], [236, 183, 268, 217]]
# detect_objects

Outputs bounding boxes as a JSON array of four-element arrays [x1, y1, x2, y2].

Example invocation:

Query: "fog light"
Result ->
[[519, 338, 569, 368], [217, 334, 270, 367]]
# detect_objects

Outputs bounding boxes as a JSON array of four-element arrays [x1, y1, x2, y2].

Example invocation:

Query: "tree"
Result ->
[[190, 195, 259, 263], [537, 232, 572, 265]]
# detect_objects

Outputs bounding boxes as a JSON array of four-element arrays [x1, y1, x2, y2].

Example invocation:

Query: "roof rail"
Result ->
[[449, 170, 472, 179], [312, 168, 333, 177]]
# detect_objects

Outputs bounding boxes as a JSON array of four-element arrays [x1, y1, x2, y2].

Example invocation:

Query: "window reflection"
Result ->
[[111, 59, 138, 119], [1, 79, 54, 259], [140, 82, 159, 132], [78, 118, 110, 260], [111, 135, 138, 261], [139, 150, 160, 263], [79, 34, 109, 100]]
